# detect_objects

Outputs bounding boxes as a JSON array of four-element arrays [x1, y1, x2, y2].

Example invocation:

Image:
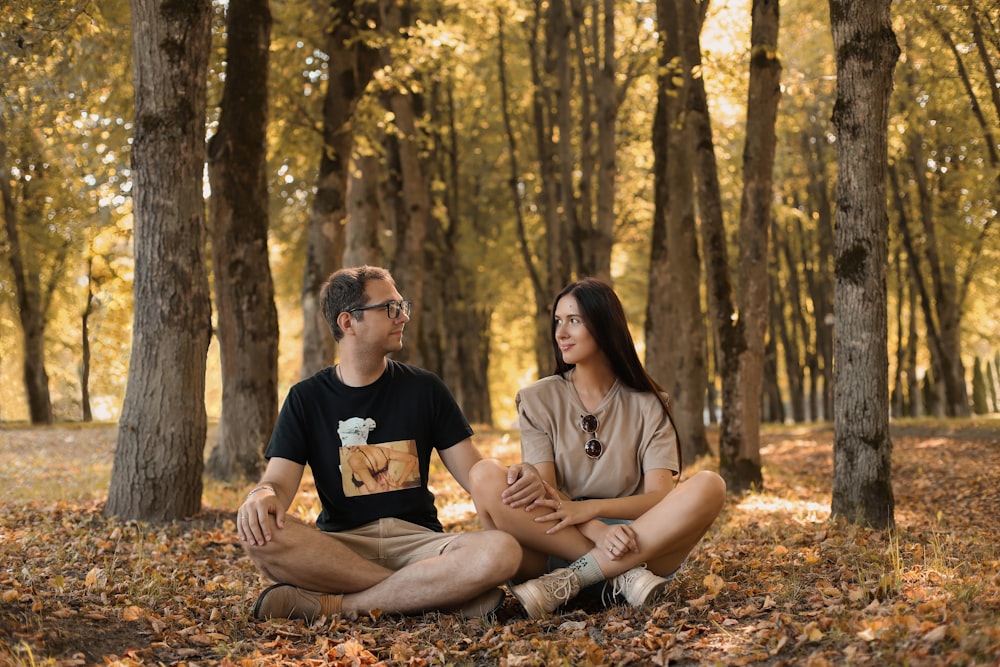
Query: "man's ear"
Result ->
[[337, 311, 355, 336]]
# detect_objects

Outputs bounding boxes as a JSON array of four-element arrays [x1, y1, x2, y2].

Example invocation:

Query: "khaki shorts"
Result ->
[[329, 518, 461, 571]]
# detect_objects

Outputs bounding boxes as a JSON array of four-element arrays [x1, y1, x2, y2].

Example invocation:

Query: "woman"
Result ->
[[469, 278, 726, 618]]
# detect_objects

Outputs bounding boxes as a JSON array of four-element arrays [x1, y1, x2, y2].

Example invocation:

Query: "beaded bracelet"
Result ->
[[246, 484, 275, 499]]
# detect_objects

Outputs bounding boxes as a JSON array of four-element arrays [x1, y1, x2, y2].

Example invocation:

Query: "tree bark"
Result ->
[[829, 0, 899, 529], [205, 0, 279, 482], [499, 11, 551, 378], [81, 257, 94, 422], [776, 218, 806, 422], [688, 0, 779, 493], [904, 130, 970, 417], [801, 128, 835, 421], [648, 0, 708, 465], [0, 129, 54, 424], [106, 0, 213, 521], [729, 0, 781, 489], [301, 0, 379, 378], [345, 151, 384, 267]]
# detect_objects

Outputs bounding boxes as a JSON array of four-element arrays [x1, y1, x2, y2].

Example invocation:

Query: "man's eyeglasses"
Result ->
[[580, 414, 603, 459], [348, 300, 413, 319]]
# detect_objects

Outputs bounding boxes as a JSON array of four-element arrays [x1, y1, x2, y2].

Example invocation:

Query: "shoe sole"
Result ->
[[459, 587, 506, 619], [510, 583, 553, 619]]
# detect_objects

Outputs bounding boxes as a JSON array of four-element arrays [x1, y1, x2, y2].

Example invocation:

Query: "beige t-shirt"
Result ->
[[516, 370, 679, 500]]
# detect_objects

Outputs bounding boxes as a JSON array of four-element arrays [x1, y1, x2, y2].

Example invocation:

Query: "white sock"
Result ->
[[567, 553, 605, 587]]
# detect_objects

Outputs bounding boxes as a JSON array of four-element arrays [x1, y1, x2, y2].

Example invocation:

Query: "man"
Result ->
[[238, 266, 542, 621]]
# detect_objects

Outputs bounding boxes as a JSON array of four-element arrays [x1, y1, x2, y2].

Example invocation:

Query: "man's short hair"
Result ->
[[320, 266, 395, 341]]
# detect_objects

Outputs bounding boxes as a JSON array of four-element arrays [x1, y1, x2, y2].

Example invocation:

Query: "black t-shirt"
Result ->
[[265, 360, 473, 532]]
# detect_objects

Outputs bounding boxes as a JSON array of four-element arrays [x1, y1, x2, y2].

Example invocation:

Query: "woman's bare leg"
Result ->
[[469, 459, 594, 569], [589, 470, 726, 578]]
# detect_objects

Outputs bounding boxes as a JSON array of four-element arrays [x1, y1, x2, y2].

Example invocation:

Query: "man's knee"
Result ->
[[450, 529, 521, 577], [478, 530, 522, 579], [242, 518, 302, 571]]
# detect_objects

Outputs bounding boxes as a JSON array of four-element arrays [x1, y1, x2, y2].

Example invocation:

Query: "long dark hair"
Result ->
[[550, 278, 683, 474]]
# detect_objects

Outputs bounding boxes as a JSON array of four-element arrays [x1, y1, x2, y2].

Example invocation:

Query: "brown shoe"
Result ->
[[454, 587, 506, 618], [252, 583, 343, 622]]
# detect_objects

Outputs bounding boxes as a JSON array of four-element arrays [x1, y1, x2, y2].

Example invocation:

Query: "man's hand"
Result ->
[[237, 485, 285, 546], [500, 462, 546, 508]]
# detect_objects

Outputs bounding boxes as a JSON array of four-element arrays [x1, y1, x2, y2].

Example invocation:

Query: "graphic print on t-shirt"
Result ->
[[337, 417, 420, 496]]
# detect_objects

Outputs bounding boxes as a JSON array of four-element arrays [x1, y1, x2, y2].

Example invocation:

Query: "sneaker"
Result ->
[[455, 587, 506, 619], [608, 565, 670, 607], [252, 583, 343, 621], [510, 568, 581, 619]]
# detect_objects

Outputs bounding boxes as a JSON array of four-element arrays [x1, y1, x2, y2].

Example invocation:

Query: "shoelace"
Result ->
[[604, 564, 649, 605], [546, 571, 578, 602], [611, 570, 637, 598]]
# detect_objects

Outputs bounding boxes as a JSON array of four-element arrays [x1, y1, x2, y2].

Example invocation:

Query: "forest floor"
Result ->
[[1, 419, 998, 666]]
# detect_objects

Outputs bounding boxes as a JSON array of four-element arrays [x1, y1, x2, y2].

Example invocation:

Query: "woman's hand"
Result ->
[[531, 480, 592, 533], [597, 522, 639, 560]]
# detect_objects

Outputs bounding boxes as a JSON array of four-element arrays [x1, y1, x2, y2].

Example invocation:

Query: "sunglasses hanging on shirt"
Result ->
[[580, 413, 603, 459]]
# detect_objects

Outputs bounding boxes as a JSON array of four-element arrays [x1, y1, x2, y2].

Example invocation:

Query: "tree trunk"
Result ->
[[676, 0, 746, 486], [767, 248, 788, 423], [81, 257, 94, 422], [590, 0, 616, 284], [648, 0, 708, 465], [345, 151, 384, 267], [0, 132, 53, 424], [499, 12, 551, 379], [105, 0, 213, 521], [205, 0, 279, 482], [378, 0, 430, 368], [801, 128, 835, 421], [828, 0, 899, 529], [301, 0, 379, 378], [384, 89, 429, 367], [905, 284, 923, 418], [688, 0, 778, 493], [774, 218, 806, 422], [730, 0, 780, 488], [904, 131, 970, 417], [428, 73, 493, 424], [525, 0, 574, 371], [890, 245, 906, 417]]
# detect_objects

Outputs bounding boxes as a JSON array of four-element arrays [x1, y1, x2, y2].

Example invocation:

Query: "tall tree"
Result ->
[[205, 0, 279, 481], [647, 0, 709, 464], [0, 122, 60, 424], [0, 1, 100, 424], [300, 0, 379, 378], [105, 0, 213, 521], [686, 0, 780, 493], [727, 0, 781, 488], [380, 0, 430, 368], [828, 0, 899, 529]]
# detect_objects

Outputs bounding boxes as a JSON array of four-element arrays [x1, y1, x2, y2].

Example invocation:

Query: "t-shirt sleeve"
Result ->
[[640, 397, 680, 474], [264, 386, 310, 464], [426, 371, 475, 452], [516, 389, 556, 464]]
